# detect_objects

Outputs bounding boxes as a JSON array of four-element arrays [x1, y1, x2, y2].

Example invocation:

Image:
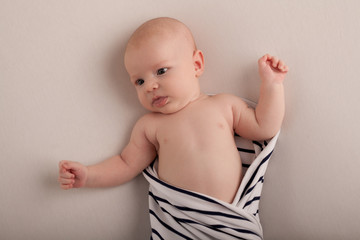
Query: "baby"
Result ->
[[58, 17, 288, 205]]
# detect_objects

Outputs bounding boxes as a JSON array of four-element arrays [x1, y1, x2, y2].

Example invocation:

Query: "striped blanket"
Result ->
[[143, 129, 279, 240], [143, 97, 279, 239]]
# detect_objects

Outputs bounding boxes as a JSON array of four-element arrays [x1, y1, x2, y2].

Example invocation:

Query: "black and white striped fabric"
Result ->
[[143, 130, 280, 240]]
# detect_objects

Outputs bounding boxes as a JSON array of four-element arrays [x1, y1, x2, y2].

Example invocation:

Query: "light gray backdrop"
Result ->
[[1, 0, 360, 239]]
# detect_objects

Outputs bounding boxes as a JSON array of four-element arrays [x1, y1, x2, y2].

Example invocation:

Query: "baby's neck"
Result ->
[[180, 92, 208, 111], [191, 92, 207, 102]]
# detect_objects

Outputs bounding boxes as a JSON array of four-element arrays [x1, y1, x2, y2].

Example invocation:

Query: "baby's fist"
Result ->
[[58, 160, 88, 190], [258, 54, 288, 84]]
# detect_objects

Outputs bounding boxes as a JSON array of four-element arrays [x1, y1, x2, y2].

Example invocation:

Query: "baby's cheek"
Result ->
[[139, 98, 149, 108], [139, 97, 154, 111], [136, 94, 146, 106]]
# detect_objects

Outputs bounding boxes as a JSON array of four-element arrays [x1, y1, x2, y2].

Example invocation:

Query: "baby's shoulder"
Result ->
[[136, 112, 163, 126], [209, 93, 250, 114], [211, 93, 235, 99], [209, 93, 244, 105], [133, 113, 163, 142]]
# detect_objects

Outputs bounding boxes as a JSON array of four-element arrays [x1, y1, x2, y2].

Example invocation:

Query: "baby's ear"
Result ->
[[193, 50, 205, 77]]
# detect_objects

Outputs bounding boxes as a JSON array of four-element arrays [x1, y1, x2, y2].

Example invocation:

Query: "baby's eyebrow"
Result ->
[[128, 72, 141, 80], [153, 60, 171, 69]]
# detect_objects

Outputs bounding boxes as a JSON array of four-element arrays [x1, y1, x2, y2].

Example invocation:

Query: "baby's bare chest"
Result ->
[[155, 102, 234, 149], [151, 98, 242, 202]]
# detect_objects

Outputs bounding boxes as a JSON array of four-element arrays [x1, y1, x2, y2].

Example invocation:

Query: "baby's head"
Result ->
[[124, 17, 204, 114]]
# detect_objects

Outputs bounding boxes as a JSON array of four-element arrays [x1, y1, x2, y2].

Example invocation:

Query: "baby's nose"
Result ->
[[146, 79, 159, 92]]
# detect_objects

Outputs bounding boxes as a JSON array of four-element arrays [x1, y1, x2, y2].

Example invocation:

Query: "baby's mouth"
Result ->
[[152, 96, 168, 108]]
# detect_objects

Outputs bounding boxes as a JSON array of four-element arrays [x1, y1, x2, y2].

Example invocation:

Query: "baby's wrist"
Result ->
[[260, 80, 284, 94], [261, 77, 284, 85], [82, 166, 90, 188]]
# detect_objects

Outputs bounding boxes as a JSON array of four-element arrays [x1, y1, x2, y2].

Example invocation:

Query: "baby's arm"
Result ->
[[58, 116, 156, 189], [233, 54, 288, 140]]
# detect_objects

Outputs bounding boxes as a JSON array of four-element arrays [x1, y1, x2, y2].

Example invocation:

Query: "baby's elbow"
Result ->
[[261, 126, 281, 140], [256, 117, 283, 140]]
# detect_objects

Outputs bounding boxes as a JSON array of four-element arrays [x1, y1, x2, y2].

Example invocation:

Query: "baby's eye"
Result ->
[[135, 79, 145, 86], [157, 67, 168, 76]]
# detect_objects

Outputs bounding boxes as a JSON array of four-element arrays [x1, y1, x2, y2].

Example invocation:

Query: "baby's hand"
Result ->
[[58, 160, 88, 190], [258, 54, 288, 84]]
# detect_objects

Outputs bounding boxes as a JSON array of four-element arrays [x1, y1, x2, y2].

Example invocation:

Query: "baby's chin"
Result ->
[[143, 102, 187, 115], [148, 107, 180, 115]]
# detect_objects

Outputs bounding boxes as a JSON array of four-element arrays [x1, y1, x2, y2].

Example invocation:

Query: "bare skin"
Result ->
[[58, 17, 288, 203]]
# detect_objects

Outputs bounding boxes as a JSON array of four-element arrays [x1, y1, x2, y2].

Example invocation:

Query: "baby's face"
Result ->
[[124, 34, 202, 114]]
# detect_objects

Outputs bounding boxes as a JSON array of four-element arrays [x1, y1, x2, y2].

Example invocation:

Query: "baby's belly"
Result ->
[[157, 144, 242, 203]]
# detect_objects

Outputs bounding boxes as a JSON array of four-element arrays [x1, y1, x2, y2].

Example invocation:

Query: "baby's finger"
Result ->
[[271, 56, 279, 68], [258, 54, 271, 68], [59, 170, 75, 179], [59, 160, 70, 173], [58, 177, 75, 185], [278, 60, 287, 71], [259, 54, 267, 64], [280, 61, 289, 72], [262, 54, 271, 61], [62, 161, 82, 173], [60, 183, 73, 190]]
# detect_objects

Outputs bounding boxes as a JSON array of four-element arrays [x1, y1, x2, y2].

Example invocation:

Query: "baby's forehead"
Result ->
[[126, 18, 196, 51]]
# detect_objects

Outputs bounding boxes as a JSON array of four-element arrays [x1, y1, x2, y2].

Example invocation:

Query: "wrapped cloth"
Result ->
[[143, 98, 279, 239], [143, 130, 279, 240]]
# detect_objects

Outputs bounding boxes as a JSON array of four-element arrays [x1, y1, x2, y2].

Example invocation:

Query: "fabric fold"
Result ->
[[143, 131, 280, 240]]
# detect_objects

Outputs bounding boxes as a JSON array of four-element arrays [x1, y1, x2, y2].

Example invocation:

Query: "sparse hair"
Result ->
[[126, 17, 197, 52]]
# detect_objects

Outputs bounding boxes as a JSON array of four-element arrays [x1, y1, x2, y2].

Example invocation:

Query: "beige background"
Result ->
[[1, 0, 360, 239]]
